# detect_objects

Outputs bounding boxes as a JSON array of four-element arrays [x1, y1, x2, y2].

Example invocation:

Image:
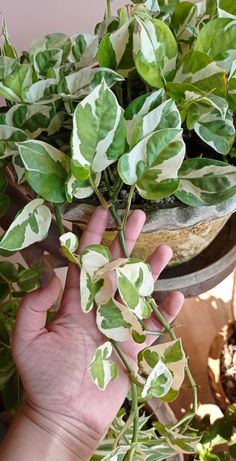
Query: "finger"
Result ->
[[147, 244, 173, 281], [145, 291, 184, 346], [13, 277, 61, 340], [110, 210, 146, 259], [64, 207, 109, 290]]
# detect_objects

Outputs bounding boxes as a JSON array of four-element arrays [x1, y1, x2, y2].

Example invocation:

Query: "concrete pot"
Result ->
[[60, 196, 236, 266]]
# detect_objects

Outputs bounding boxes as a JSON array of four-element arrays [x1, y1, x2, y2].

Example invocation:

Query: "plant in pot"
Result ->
[[0, 0, 236, 458]]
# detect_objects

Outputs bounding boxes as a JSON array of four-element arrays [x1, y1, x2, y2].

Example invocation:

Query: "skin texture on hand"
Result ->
[[0, 207, 184, 461]]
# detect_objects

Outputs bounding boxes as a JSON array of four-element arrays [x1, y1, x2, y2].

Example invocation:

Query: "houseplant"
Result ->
[[0, 0, 236, 458]]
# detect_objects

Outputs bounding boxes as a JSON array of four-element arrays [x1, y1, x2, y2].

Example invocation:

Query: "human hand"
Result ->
[[12, 207, 184, 458]]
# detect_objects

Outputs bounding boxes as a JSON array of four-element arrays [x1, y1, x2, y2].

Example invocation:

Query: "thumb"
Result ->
[[14, 277, 61, 340]]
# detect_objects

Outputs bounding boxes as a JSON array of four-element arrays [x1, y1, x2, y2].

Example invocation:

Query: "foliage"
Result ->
[[0, 0, 235, 459]]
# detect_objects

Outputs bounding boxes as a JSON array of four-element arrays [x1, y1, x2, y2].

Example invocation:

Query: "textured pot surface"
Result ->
[[60, 196, 236, 265]]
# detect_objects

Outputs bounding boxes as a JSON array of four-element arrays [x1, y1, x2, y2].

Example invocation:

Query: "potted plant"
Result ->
[[0, 0, 236, 458]]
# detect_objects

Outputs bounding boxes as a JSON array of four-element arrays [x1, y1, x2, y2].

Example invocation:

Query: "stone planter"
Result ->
[[60, 196, 236, 266]]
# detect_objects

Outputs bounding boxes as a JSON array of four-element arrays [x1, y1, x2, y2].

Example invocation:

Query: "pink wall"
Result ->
[[1, 0, 124, 53]]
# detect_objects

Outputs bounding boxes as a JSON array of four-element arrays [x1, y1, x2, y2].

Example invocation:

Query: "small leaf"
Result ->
[[0, 125, 28, 159], [153, 423, 202, 454], [68, 34, 98, 67], [141, 360, 173, 399], [59, 232, 80, 265], [0, 262, 18, 283], [17, 262, 40, 291], [0, 199, 51, 252], [89, 341, 118, 390]]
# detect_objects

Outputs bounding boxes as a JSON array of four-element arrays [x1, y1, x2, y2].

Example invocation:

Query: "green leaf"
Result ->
[[68, 34, 98, 67], [229, 440, 236, 458], [228, 59, 236, 111], [0, 319, 10, 345], [0, 64, 32, 102], [0, 262, 18, 283], [22, 78, 59, 104], [193, 109, 235, 155], [71, 79, 125, 179], [154, 423, 201, 454], [0, 198, 51, 251], [173, 51, 227, 98], [133, 17, 177, 88], [1, 19, 18, 59], [89, 341, 118, 390], [217, 0, 236, 18], [141, 360, 173, 399], [18, 140, 69, 203], [66, 172, 101, 201], [124, 89, 165, 145], [33, 48, 63, 77], [175, 158, 236, 206], [98, 20, 135, 76], [0, 193, 10, 217], [118, 128, 185, 200], [97, 298, 145, 343], [170, 1, 199, 42], [194, 18, 236, 72], [100, 445, 129, 461], [59, 232, 80, 265], [0, 56, 19, 81], [0, 284, 9, 302], [30, 33, 71, 61], [58, 67, 123, 100], [17, 262, 40, 291], [0, 125, 28, 159], [2, 371, 24, 412]]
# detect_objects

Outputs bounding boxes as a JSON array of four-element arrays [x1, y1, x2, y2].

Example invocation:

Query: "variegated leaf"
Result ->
[[4, 104, 54, 138], [141, 360, 173, 399], [217, 0, 236, 19], [118, 128, 185, 200], [80, 245, 111, 313], [98, 20, 135, 77], [101, 445, 129, 461], [228, 59, 236, 111], [124, 89, 165, 145], [133, 17, 177, 88], [95, 17, 120, 40], [140, 439, 177, 461], [0, 125, 28, 158], [130, 99, 182, 148], [22, 78, 59, 104], [71, 80, 125, 179], [59, 232, 80, 265], [117, 261, 153, 319], [30, 33, 71, 61], [68, 34, 98, 67], [173, 51, 227, 98], [12, 154, 25, 183], [139, 339, 186, 401], [0, 64, 32, 103], [170, 1, 199, 42], [89, 342, 118, 391], [0, 199, 51, 251], [18, 140, 69, 203], [193, 109, 235, 154], [66, 172, 101, 202], [0, 56, 19, 81], [1, 19, 18, 58], [97, 298, 146, 343], [175, 157, 236, 206], [153, 423, 202, 454], [58, 67, 123, 100], [32, 48, 63, 77], [194, 18, 236, 72]]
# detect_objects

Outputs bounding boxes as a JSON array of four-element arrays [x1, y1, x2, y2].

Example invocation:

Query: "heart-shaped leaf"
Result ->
[[89, 341, 118, 390]]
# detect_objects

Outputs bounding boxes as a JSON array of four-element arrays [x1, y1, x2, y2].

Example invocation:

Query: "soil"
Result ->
[[220, 328, 236, 403]]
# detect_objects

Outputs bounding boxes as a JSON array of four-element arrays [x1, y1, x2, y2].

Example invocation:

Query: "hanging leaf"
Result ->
[[18, 140, 69, 203], [194, 18, 236, 72], [89, 341, 119, 390], [175, 158, 236, 206], [130, 99, 181, 148], [59, 232, 80, 265], [118, 128, 185, 200], [80, 244, 112, 313], [98, 20, 135, 76], [68, 34, 98, 67], [0, 199, 51, 252], [117, 261, 153, 319], [0, 125, 28, 159], [58, 67, 123, 100], [71, 79, 125, 180], [133, 17, 177, 88], [124, 89, 165, 145], [96, 298, 146, 343]]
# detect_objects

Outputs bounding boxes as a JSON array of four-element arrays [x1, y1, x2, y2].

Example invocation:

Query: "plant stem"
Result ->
[[111, 340, 142, 387], [126, 383, 138, 461], [113, 411, 134, 449], [54, 205, 65, 236], [149, 297, 198, 419], [106, 0, 111, 18], [122, 185, 135, 229], [89, 175, 110, 209]]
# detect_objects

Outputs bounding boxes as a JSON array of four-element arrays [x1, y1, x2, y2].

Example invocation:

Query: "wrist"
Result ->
[[21, 402, 104, 461]]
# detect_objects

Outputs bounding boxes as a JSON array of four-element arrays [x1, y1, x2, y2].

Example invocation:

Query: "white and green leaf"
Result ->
[[228, 59, 236, 111], [0, 125, 28, 158], [66, 172, 101, 202], [33, 48, 63, 77], [30, 33, 71, 61], [68, 34, 98, 67], [193, 109, 235, 154], [59, 232, 80, 265], [4, 104, 55, 138], [0, 64, 32, 103], [89, 342, 118, 391], [154, 423, 202, 454], [0, 198, 51, 251], [97, 298, 146, 343], [71, 79, 125, 180], [175, 157, 236, 206], [22, 78, 59, 104], [18, 140, 69, 203], [133, 17, 177, 88]]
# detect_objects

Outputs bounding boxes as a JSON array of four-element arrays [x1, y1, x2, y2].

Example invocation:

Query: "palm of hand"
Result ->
[[12, 208, 184, 434]]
